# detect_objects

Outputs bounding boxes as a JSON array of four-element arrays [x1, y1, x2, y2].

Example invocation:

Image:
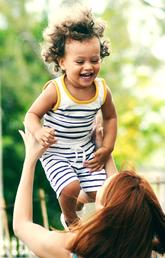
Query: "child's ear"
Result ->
[[58, 57, 65, 71]]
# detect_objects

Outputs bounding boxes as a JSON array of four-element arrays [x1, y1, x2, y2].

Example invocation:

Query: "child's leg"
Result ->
[[58, 180, 81, 225], [76, 156, 118, 210], [76, 190, 96, 211], [41, 155, 82, 226]]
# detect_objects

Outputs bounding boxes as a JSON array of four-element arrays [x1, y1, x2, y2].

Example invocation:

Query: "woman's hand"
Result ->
[[19, 128, 47, 161]]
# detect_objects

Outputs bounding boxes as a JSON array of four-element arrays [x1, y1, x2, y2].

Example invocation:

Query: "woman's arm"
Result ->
[[13, 130, 46, 231], [13, 130, 72, 258]]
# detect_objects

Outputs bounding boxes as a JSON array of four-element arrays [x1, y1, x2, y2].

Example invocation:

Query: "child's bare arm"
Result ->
[[101, 89, 117, 153], [24, 82, 57, 147], [84, 89, 117, 172]]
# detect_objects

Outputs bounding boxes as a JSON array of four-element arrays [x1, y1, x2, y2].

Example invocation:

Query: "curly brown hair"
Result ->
[[41, 6, 110, 74]]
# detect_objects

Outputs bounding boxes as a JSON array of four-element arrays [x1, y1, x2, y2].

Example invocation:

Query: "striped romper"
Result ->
[[40, 74, 107, 198]]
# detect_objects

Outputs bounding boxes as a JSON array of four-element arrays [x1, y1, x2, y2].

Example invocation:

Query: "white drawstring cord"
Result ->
[[71, 146, 86, 167]]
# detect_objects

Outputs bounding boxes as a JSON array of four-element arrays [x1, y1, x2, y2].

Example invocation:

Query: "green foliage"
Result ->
[[1, 0, 58, 233], [99, 0, 165, 169]]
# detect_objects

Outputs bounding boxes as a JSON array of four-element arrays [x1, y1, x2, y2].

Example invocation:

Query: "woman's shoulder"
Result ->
[[41, 230, 75, 258]]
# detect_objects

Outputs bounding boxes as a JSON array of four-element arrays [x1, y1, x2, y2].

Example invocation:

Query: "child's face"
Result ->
[[59, 37, 101, 88]]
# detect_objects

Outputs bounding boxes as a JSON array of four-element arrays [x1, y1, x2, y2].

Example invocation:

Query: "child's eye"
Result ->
[[75, 60, 84, 64], [91, 59, 100, 64]]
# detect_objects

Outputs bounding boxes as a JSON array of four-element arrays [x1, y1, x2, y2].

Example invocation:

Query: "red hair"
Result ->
[[69, 170, 165, 258]]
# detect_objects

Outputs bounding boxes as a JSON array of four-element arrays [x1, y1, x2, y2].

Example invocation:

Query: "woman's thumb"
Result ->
[[18, 130, 26, 143]]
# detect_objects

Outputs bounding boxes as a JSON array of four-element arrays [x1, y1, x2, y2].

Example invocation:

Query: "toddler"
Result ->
[[24, 6, 117, 226]]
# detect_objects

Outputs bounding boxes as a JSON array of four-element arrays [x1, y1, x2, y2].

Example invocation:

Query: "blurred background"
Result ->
[[0, 0, 165, 256]]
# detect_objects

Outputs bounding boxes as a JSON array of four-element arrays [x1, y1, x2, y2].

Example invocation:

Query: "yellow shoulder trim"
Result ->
[[42, 80, 53, 90], [61, 75, 98, 104], [101, 79, 108, 105], [52, 80, 61, 111], [42, 79, 60, 111]]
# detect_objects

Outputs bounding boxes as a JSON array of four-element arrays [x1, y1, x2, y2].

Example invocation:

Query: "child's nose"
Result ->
[[84, 61, 93, 70]]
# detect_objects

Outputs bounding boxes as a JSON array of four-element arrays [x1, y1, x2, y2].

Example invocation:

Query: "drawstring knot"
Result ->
[[71, 146, 86, 167]]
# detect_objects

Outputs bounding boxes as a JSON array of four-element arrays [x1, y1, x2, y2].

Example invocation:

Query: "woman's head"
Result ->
[[70, 170, 165, 258], [96, 170, 157, 211], [41, 5, 110, 74]]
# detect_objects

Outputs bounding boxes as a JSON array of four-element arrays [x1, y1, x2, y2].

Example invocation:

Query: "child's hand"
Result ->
[[19, 129, 47, 160], [34, 127, 56, 147], [84, 147, 110, 172]]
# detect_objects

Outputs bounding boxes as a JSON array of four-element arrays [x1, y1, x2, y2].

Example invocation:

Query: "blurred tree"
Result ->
[[0, 0, 62, 233], [100, 0, 165, 169]]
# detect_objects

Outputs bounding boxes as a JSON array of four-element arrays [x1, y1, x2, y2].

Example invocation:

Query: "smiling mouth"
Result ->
[[80, 72, 94, 78]]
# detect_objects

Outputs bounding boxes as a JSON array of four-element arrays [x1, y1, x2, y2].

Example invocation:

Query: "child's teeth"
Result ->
[[82, 73, 92, 76]]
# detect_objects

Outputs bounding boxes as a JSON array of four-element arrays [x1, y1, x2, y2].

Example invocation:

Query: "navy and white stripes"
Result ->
[[40, 75, 107, 197]]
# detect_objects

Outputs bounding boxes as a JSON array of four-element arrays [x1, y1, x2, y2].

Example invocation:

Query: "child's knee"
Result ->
[[60, 180, 81, 199], [86, 191, 97, 202]]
